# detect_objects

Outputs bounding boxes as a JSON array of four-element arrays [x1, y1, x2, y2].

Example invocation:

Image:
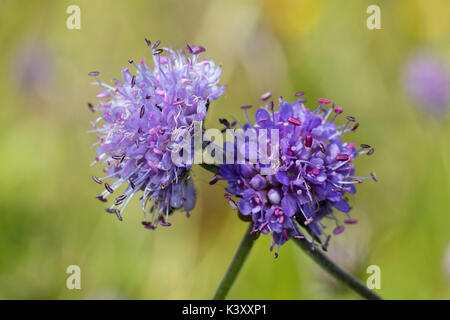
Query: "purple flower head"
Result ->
[[403, 50, 449, 115], [218, 93, 376, 257], [88, 40, 225, 229]]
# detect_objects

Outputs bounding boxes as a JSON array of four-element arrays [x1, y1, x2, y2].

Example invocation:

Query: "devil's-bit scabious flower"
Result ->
[[217, 93, 376, 257], [88, 40, 225, 229], [403, 50, 449, 115]]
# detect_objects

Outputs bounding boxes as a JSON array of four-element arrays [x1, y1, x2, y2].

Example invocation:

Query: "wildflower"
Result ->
[[403, 50, 449, 115], [88, 40, 225, 229], [218, 93, 376, 257]]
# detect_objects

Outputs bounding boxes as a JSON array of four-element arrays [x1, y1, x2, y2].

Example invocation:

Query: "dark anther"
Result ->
[[92, 176, 102, 184], [88, 71, 100, 77], [370, 172, 378, 182], [104, 183, 114, 193], [336, 154, 349, 161], [319, 142, 326, 154], [96, 194, 107, 202], [87, 102, 95, 112], [305, 136, 313, 148], [152, 40, 160, 50]]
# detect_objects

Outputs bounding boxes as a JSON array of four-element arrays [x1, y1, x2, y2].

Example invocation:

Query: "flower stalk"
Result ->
[[213, 223, 255, 300], [201, 163, 382, 300], [292, 236, 382, 300]]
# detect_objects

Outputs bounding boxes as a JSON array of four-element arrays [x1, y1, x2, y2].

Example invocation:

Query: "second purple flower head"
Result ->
[[217, 93, 376, 257]]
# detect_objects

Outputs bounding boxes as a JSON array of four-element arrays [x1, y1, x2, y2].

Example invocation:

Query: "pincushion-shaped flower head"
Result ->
[[217, 93, 376, 257], [88, 40, 225, 229]]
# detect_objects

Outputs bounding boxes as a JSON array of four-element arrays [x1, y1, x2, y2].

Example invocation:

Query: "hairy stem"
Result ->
[[293, 237, 382, 300]]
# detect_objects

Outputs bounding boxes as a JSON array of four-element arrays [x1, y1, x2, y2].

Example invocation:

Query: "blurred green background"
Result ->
[[0, 0, 449, 299]]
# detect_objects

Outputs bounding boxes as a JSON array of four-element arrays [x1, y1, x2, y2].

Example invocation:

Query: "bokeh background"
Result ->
[[0, 0, 449, 299]]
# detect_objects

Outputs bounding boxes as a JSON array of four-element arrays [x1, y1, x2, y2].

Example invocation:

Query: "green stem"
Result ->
[[213, 223, 255, 300], [292, 237, 383, 300], [200, 163, 382, 300]]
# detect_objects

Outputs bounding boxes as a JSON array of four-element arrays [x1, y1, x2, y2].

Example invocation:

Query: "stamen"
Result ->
[[333, 225, 345, 235], [305, 135, 313, 148], [259, 221, 269, 232], [104, 183, 114, 193], [142, 221, 155, 230], [96, 194, 107, 202], [96, 92, 110, 98], [336, 154, 349, 161], [88, 71, 100, 77], [92, 176, 102, 184], [288, 117, 301, 126], [370, 172, 378, 182], [209, 175, 219, 185], [334, 107, 343, 114], [185, 43, 193, 54], [116, 194, 127, 202], [318, 98, 331, 104], [319, 142, 326, 154], [260, 92, 272, 101], [321, 235, 331, 251], [140, 105, 145, 118], [152, 40, 160, 50], [87, 102, 95, 112]]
